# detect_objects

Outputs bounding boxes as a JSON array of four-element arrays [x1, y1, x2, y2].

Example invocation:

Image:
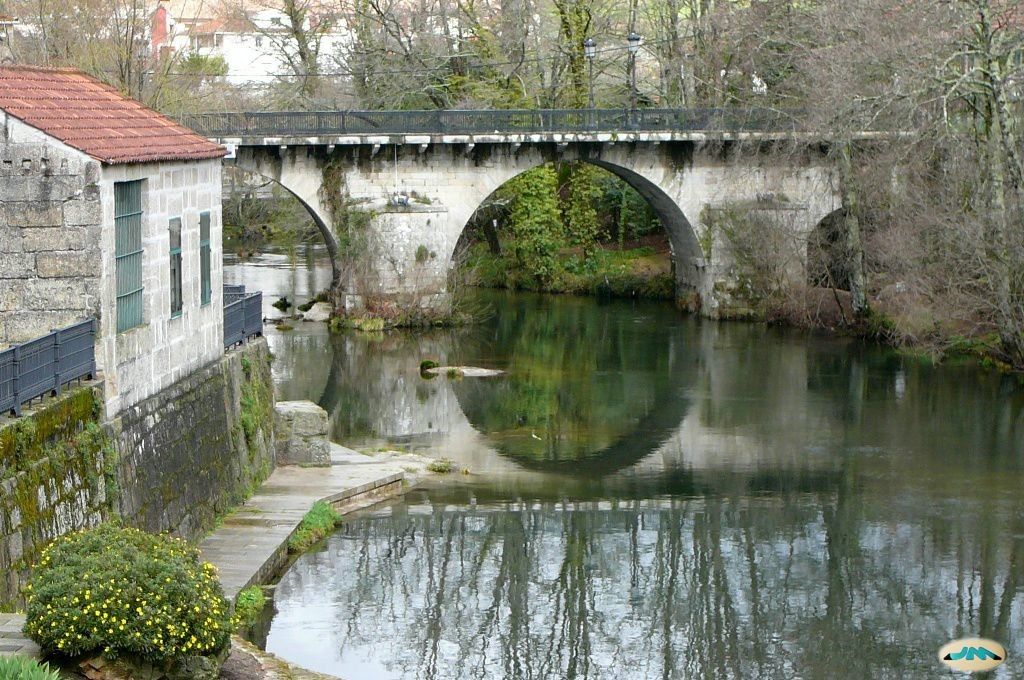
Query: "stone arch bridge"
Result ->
[[184, 109, 850, 316]]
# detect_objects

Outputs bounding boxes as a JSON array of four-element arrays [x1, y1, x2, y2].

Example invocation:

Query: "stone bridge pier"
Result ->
[[233, 135, 841, 317]]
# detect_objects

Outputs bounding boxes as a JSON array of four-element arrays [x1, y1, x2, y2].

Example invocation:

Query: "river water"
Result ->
[[228, 248, 1024, 679]]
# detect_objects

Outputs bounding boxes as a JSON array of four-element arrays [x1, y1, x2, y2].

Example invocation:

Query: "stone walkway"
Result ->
[[199, 444, 416, 599], [0, 445, 424, 663], [0, 613, 38, 658]]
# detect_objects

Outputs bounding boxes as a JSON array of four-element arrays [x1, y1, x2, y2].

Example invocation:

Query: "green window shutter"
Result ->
[[169, 217, 183, 318], [200, 211, 212, 306], [115, 181, 144, 333]]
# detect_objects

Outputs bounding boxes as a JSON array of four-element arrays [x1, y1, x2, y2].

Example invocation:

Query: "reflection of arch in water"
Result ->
[[450, 308, 699, 476]]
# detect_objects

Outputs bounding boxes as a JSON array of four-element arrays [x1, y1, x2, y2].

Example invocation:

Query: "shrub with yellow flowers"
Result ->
[[23, 524, 233, 667]]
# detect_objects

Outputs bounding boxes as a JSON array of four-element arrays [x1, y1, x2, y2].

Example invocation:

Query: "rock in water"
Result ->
[[302, 301, 332, 322]]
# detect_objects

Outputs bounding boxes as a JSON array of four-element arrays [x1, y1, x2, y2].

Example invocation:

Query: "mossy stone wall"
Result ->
[[0, 339, 275, 606], [109, 338, 275, 539], [0, 387, 113, 608]]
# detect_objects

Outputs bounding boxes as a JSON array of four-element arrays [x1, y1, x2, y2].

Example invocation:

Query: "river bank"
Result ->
[[459, 240, 674, 301]]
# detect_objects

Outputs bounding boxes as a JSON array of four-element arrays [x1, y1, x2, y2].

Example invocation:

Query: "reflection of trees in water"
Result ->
[[270, 487, 1024, 680], [453, 296, 692, 469]]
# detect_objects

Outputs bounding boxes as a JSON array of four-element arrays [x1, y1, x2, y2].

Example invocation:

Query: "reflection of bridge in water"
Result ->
[[294, 299, 850, 493]]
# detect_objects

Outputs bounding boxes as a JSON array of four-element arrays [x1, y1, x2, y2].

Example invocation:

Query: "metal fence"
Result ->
[[224, 285, 263, 349], [0, 319, 96, 417], [180, 108, 802, 138]]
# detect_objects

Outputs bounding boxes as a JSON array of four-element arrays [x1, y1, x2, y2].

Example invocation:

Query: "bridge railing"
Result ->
[[180, 108, 801, 138], [223, 285, 263, 349], [0, 318, 96, 417]]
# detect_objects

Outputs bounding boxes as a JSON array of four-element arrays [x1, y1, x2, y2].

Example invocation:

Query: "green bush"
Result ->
[[288, 501, 342, 554], [233, 586, 266, 631], [427, 458, 455, 474], [0, 656, 61, 680], [24, 524, 232, 664]]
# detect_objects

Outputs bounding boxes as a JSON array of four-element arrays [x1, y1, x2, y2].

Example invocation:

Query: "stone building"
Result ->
[[0, 65, 227, 415]]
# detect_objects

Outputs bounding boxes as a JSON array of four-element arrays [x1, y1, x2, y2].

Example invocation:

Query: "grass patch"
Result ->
[[0, 656, 61, 680], [288, 501, 343, 554], [463, 243, 674, 300], [233, 586, 267, 631], [427, 458, 455, 474]]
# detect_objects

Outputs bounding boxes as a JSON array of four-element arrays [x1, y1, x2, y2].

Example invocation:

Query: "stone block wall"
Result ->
[[274, 401, 330, 466], [0, 122, 103, 346], [0, 338, 275, 606], [96, 157, 225, 416], [0, 387, 111, 608], [110, 338, 275, 538]]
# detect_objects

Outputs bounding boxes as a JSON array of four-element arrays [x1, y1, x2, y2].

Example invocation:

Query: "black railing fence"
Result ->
[[180, 108, 801, 138], [224, 285, 263, 348], [1, 319, 96, 417]]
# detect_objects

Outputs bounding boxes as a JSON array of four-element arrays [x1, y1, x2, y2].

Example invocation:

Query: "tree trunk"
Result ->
[[838, 143, 868, 317]]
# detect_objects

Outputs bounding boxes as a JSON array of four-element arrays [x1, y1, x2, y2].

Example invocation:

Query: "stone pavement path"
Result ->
[[0, 613, 38, 658], [200, 444, 419, 600], [0, 446, 429, 663]]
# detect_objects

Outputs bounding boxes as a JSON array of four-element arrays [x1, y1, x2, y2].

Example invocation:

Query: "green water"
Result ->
[[248, 262, 1024, 678]]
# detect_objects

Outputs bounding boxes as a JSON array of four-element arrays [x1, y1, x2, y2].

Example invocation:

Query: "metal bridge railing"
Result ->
[[224, 285, 263, 349], [0, 318, 96, 417], [180, 108, 801, 138]]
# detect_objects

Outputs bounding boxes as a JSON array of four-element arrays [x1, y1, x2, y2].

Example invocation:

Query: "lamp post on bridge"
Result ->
[[627, 31, 642, 126], [583, 37, 596, 110]]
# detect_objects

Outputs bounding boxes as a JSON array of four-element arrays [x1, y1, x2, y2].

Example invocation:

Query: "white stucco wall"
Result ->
[[97, 158, 225, 415]]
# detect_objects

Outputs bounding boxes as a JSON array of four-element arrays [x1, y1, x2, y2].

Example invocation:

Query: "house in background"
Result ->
[[0, 65, 226, 415], [151, 0, 352, 85]]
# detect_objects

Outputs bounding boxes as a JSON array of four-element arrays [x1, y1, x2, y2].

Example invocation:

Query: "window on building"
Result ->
[[169, 217, 183, 318], [115, 180, 144, 332], [200, 212, 212, 305]]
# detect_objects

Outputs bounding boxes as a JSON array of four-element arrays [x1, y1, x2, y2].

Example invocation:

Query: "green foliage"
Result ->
[[239, 356, 272, 449], [272, 296, 292, 312], [503, 165, 565, 284], [177, 53, 228, 76], [564, 164, 603, 258], [233, 586, 266, 631], [0, 656, 61, 680], [426, 458, 455, 474], [415, 244, 431, 263], [24, 524, 232, 663], [288, 501, 342, 554], [419, 360, 440, 373], [464, 243, 674, 301]]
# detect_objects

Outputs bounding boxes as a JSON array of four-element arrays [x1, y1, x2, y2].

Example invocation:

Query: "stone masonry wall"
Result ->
[[109, 338, 275, 538], [0, 114, 103, 346], [0, 338, 275, 606], [0, 387, 111, 608]]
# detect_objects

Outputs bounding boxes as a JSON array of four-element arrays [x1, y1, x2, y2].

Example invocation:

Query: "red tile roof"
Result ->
[[0, 65, 225, 164]]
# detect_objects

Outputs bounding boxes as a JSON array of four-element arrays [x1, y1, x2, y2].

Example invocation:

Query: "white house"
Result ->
[[0, 65, 227, 415], [151, 0, 352, 85]]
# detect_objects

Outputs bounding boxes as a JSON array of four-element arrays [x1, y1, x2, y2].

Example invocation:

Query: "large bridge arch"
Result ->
[[445, 149, 708, 298]]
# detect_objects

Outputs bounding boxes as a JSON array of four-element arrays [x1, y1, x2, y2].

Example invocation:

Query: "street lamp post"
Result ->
[[583, 38, 596, 110], [627, 31, 642, 121]]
